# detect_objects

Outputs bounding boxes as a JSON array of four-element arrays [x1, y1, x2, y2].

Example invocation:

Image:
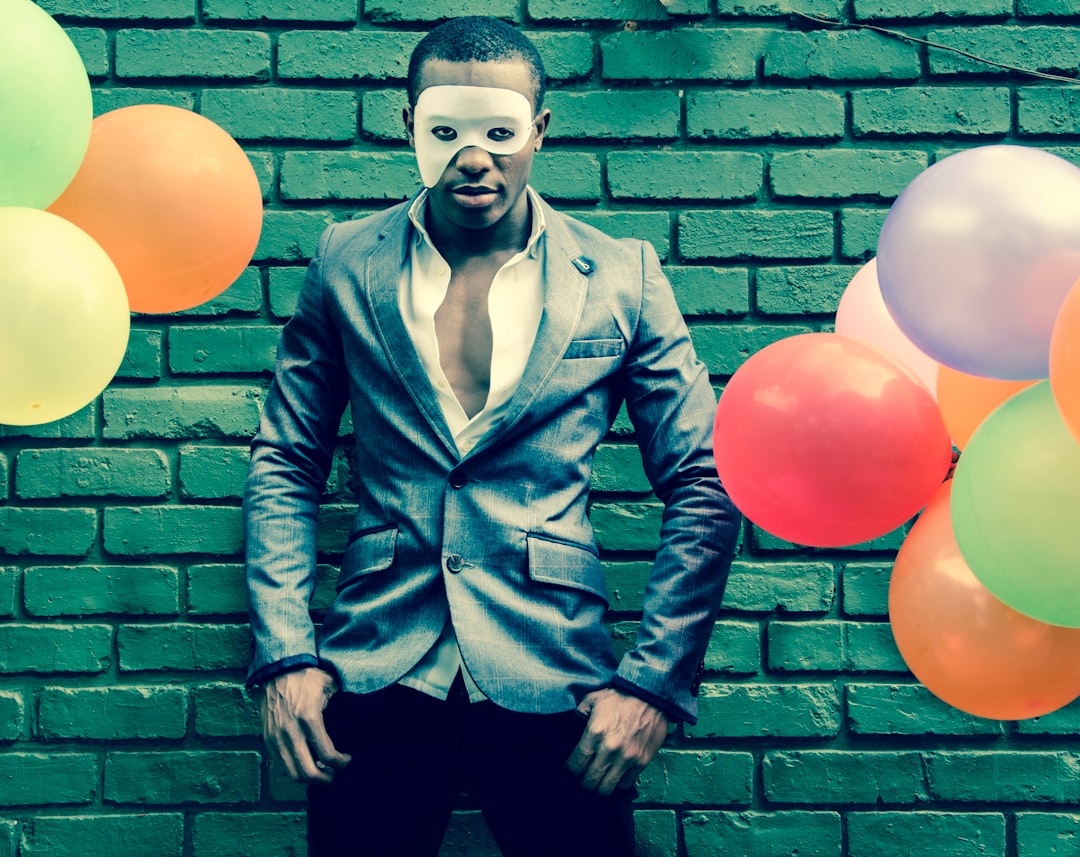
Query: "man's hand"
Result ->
[[565, 687, 672, 796], [260, 667, 352, 784]]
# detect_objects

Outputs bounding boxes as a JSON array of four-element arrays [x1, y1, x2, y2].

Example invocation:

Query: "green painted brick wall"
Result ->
[[5, 1, 1080, 855]]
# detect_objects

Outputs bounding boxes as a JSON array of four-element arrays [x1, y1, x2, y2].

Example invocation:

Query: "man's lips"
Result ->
[[451, 185, 499, 206]]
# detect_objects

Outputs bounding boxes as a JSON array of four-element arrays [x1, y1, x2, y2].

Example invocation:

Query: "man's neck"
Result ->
[[424, 192, 532, 267]]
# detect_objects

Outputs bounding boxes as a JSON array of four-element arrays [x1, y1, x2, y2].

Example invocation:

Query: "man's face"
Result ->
[[405, 58, 550, 232]]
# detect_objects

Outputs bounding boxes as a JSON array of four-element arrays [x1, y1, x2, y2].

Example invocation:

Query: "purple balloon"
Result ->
[[877, 145, 1080, 380]]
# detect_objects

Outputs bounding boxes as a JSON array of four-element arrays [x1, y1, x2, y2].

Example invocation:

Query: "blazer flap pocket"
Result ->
[[563, 338, 624, 360], [527, 534, 608, 603], [338, 526, 397, 590]]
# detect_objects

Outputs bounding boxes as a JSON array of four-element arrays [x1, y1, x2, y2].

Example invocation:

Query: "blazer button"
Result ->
[[449, 471, 467, 489], [446, 554, 465, 573]]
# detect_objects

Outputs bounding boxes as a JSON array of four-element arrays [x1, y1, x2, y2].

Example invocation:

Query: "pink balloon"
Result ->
[[835, 258, 940, 397], [713, 333, 953, 547]]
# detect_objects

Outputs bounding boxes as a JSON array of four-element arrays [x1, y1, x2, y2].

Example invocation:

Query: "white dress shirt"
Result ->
[[396, 187, 547, 701]]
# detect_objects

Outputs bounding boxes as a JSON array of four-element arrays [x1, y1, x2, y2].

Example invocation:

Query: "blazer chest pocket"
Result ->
[[563, 338, 624, 360], [337, 526, 397, 592], [527, 534, 609, 606]]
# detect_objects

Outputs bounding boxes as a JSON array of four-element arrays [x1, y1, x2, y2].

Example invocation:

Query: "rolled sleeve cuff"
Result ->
[[246, 654, 320, 691]]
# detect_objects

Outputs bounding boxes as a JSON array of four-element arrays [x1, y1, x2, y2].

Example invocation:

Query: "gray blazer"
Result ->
[[244, 193, 741, 722]]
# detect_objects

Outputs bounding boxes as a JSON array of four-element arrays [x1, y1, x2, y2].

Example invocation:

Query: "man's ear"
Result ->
[[533, 109, 552, 152], [403, 106, 416, 148]]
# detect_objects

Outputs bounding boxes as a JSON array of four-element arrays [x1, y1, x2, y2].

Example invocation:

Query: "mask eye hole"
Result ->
[[431, 126, 457, 141], [487, 127, 515, 143]]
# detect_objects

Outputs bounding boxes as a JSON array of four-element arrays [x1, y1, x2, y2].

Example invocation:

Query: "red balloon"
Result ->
[[713, 332, 952, 547], [890, 483, 1080, 720]]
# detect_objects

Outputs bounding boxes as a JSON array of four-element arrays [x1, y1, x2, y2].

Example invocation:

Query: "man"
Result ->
[[244, 15, 741, 856]]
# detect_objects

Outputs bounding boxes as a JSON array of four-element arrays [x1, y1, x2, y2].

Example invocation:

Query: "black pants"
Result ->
[[307, 679, 636, 857]]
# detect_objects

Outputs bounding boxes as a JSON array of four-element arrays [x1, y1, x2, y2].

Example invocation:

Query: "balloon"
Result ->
[[835, 257, 940, 397], [877, 145, 1080, 380], [0, 208, 129, 425], [49, 105, 263, 314], [952, 382, 1080, 627], [1049, 277, 1080, 444], [713, 332, 953, 547], [890, 483, 1080, 721], [937, 365, 1035, 450], [0, 0, 92, 208]]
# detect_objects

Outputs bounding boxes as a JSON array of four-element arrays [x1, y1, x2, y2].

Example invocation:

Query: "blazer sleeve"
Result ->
[[243, 226, 350, 689], [612, 240, 742, 723]]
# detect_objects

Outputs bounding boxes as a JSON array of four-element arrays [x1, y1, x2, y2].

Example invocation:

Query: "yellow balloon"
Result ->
[[0, 207, 130, 425]]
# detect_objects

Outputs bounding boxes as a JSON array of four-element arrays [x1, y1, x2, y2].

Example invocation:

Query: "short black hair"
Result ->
[[407, 16, 547, 113]]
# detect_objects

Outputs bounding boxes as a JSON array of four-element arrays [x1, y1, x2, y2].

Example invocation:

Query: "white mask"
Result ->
[[412, 85, 535, 188]]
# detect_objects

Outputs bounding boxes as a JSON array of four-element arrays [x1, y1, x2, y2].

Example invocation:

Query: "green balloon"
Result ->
[[951, 381, 1080, 627], [0, 0, 92, 208]]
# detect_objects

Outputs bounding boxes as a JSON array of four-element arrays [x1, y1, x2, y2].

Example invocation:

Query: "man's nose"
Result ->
[[452, 145, 494, 173]]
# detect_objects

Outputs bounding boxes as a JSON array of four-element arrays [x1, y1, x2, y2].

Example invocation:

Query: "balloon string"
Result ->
[[790, 12, 1080, 84]]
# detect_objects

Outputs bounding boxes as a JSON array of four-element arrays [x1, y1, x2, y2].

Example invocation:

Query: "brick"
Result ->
[[169, 267, 264, 318], [116, 328, 163, 380], [103, 386, 264, 440], [68, 27, 108, 77], [202, 89, 357, 142], [38, 686, 188, 740], [93, 88, 196, 115], [841, 208, 890, 261], [1016, 698, 1080, 735], [178, 446, 250, 501], [529, 0, 707, 21], [841, 561, 892, 616], [246, 152, 275, 202], [0, 691, 24, 741], [254, 210, 338, 263], [193, 683, 260, 737], [603, 561, 653, 612], [845, 622, 907, 672], [104, 506, 243, 556], [754, 522, 908, 553], [851, 88, 1010, 137], [717, 0, 843, 14], [854, 0, 1011, 16], [756, 266, 860, 316], [1016, 813, 1080, 857], [277, 31, 422, 80], [0, 819, 13, 856], [692, 324, 816, 377], [105, 752, 260, 804], [20, 815, 183, 857], [1019, 0, 1080, 12], [704, 621, 761, 675], [0, 754, 97, 806], [0, 568, 14, 616], [665, 267, 749, 317], [635, 810, 677, 857], [280, 152, 418, 202], [116, 30, 270, 79], [440, 812, 500, 857], [763, 751, 928, 804], [24, 565, 179, 616], [1018, 88, 1080, 136], [679, 211, 834, 261], [571, 212, 670, 260], [847, 684, 1004, 736], [687, 90, 844, 141], [188, 563, 248, 615], [689, 683, 841, 739], [531, 32, 595, 81], [848, 813, 1005, 857], [767, 621, 843, 671], [0, 406, 94, 440], [926, 752, 1080, 803], [531, 152, 601, 202], [16, 449, 170, 499], [637, 750, 753, 805], [928, 26, 1080, 76], [683, 811, 841, 857], [361, 90, 408, 141], [601, 30, 765, 80], [608, 151, 762, 201], [770, 150, 927, 200], [0, 625, 110, 674], [0, 454, 7, 501], [37, 0, 194, 19], [592, 444, 651, 493], [591, 502, 663, 551], [765, 30, 919, 80], [0, 508, 96, 557], [368, 0, 519, 20], [168, 325, 280, 374], [545, 92, 680, 140], [117, 623, 250, 671], [191, 812, 306, 857], [202, 0, 356, 21]]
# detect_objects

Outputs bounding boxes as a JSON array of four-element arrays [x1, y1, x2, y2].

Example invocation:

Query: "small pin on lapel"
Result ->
[[571, 256, 595, 275]]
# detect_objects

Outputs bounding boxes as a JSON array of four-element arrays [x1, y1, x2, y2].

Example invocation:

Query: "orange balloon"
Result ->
[[936, 365, 1036, 449], [49, 104, 262, 313], [1050, 278, 1080, 444], [889, 482, 1080, 720]]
